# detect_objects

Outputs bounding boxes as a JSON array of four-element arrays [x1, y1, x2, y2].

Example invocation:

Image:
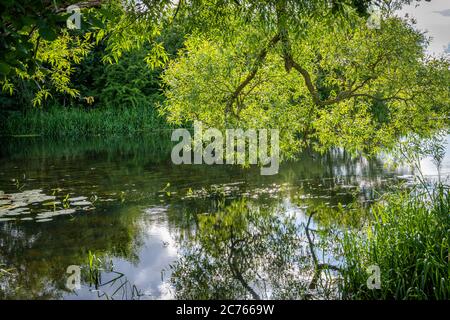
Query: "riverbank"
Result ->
[[0, 104, 170, 137]]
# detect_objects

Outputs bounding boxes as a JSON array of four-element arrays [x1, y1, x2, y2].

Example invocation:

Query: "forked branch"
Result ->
[[225, 33, 281, 119]]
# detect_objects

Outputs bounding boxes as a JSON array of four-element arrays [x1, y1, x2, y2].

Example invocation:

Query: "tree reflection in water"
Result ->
[[0, 205, 145, 299], [170, 199, 340, 299]]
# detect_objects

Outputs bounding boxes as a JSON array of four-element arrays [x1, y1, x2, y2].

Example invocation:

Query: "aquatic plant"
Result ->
[[340, 184, 450, 300], [1, 104, 169, 137], [84, 251, 145, 300]]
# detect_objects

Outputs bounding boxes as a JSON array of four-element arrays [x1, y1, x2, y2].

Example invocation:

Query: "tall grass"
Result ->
[[0, 103, 170, 137], [341, 185, 450, 299]]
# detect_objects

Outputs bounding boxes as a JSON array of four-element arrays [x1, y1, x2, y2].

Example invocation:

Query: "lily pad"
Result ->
[[69, 196, 88, 202], [9, 207, 29, 214], [71, 200, 92, 206], [36, 208, 76, 219], [43, 201, 61, 206], [9, 190, 55, 205], [0, 199, 11, 206], [8, 202, 28, 209], [6, 212, 25, 216]]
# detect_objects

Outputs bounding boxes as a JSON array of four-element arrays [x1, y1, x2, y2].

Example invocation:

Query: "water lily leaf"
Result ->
[[43, 201, 61, 206], [71, 200, 91, 206], [69, 196, 88, 202]]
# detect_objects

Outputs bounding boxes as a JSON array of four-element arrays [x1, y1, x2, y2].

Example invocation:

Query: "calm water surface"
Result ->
[[0, 135, 448, 299]]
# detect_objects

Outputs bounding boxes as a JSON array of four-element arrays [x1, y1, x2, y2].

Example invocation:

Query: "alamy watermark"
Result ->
[[66, 265, 81, 290], [366, 265, 381, 289], [66, 5, 81, 30], [367, 6, 382, 29], [171, 121, 279, 175]]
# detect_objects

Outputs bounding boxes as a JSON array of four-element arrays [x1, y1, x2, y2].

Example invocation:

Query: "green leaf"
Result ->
[[39, 26, 57, 41], [0, 63, 11, 75]]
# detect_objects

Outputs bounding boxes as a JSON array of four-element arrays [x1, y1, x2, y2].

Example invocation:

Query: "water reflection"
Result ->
[[170, 200, 322, 299], [0, 135, 426, 299], [0, 203, 144, 299]]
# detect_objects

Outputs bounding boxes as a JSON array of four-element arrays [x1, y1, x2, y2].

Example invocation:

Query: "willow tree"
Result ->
[[0, 0, 402, 107], [161, 0, 449, 157]]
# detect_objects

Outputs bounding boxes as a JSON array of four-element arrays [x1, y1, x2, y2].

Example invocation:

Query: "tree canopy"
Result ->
[[1, 0, 448, 157], [161, 0, 449, 156]]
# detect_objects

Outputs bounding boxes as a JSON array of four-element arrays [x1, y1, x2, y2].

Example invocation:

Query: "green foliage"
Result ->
[[0, 22, 187, 134], [86, 250, 107, 287], [0, 104, 168, 137], [162, 6, 450, 157], [0, 0, 73, 75], [64, 45, 165, 111], [0, 0, 173, 106], [99, 51, 163, 109], [1, 29, 95, 107], [341, 185, 450, 299]]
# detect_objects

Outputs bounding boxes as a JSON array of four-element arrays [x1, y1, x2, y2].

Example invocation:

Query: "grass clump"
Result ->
[[341, 185, 450, 299]]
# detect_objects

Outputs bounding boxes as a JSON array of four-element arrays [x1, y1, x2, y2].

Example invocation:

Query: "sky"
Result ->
[[399, 0, 450, 56]]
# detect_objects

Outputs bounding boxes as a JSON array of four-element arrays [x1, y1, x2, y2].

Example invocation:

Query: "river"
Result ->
[[0, 134, 448, 299]]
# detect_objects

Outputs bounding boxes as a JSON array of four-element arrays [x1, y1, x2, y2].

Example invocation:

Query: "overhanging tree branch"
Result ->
[[225, 33, 281, 119]]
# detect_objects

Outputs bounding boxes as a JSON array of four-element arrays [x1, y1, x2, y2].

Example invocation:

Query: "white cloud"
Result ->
[[434, 8, 450, 17], [398, 0, 450, 55]]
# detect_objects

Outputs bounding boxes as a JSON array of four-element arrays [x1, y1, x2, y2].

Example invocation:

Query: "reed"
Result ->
[[340, 184, 450, 300], [1, 103, 170, 137]]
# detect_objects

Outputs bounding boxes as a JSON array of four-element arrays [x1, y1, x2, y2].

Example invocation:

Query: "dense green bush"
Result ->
[[0, 23, 187, 136], [0, 48, 167, 136], [71, 47, 163, 110]]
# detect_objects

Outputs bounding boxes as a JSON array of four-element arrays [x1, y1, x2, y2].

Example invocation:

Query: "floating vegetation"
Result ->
[[238, 183, 295, 200], [71, 200, 92, 206], [36, 209, 76, 220], [0, 189, 95, 223], [5, 207, 30, 216], [5, 189, 55, 205], [43, 201, 61, 206], [69, 196, 88, 202], [181, 183, 243, 200]]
